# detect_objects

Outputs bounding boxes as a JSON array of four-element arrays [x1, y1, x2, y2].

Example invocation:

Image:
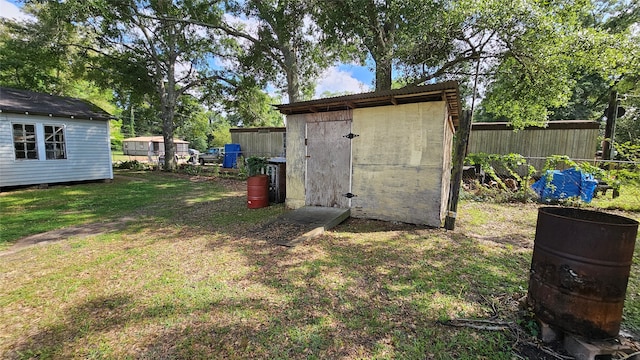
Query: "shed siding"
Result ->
[[440, 110, 455, 222], [230, 129, 286, 158], [350, 102, 447, 226], [285, 114, 308, 209], [285, 111, 353, 209], [0, 113, 112, 187], [468, 127, 599, 170]]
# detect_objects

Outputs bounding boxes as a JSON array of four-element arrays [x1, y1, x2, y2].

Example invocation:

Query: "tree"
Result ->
[[313, 0, 403, 91], [29, 0, 230, 170], [0, 8, 124, 147], [174, 94, 212, 151], [479, 0, 640, 127], [0, 9, 79, 94], [314, 0, 638, 129], [193, 0, 336, 103]]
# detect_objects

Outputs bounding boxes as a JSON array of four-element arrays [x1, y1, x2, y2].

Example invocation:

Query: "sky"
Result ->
[[0, 0, 374, 99]]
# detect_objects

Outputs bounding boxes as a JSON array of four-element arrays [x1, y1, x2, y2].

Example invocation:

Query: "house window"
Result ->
[[44, 125, 66, 159], [13, 123, 38, 160]]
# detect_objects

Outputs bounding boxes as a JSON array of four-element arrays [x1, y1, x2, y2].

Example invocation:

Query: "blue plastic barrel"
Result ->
[[223, 143, 241, 168]]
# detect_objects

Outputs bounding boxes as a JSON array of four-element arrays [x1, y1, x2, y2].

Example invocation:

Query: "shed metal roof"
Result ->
[[0, 87, 112, 121], [274, 80, 461, 127]]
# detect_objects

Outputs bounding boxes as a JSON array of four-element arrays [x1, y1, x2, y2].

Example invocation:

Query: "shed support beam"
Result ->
[[445, 109, 472, 230]]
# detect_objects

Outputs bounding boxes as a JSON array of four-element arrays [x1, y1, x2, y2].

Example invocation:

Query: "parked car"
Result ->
[[198, 147, 224, 165]]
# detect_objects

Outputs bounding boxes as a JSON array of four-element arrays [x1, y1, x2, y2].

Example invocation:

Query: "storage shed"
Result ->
[[122, 136, 189, 157], [0, 87, 113, 188], [468, 120, 600, 170], [275, 81, 461, 227], [230, 127, 286, 158]]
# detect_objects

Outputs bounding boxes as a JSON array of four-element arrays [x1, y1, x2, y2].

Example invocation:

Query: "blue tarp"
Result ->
[[531, 168, 598, 203]]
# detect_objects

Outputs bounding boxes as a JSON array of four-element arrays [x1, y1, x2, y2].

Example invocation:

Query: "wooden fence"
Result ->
[[468, 120, 600, 171], [230, 127, 286, 158]]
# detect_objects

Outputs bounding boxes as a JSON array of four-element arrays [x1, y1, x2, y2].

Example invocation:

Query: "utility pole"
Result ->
[[602, 90, 619, 160]]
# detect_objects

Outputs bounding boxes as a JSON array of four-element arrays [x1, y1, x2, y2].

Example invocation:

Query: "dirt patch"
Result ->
[[0, 217, 134, 257]]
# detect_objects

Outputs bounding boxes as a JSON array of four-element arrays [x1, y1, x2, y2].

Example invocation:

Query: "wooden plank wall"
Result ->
[[468, 125, 599, 170], [285, 111, 352, 209], [230, 128, 286, 158]]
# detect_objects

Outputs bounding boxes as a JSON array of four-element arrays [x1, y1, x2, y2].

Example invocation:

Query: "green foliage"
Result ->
[[245, 156, 267, 177], [174, 94, 213, 151], [237, 155, 248, 178], [479, 0, 640, 129], [113, 160, 149, 171], [616, 141, 640, 163], [221, 0, 337, 103], [180, 164, 203, 176], [222, 83, 284, 127], [463, 152, 637, 206], [466, 153, 535, 195], [209, 119, 232, 148]]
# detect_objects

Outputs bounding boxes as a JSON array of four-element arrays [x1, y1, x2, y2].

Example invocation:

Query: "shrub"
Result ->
[[113, 160, 148, 170]]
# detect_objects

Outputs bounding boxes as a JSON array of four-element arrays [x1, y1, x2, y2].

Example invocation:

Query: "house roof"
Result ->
[[123, 136, 189, 144], [274, 80, 461, 127], [0, 87, 112, 121]]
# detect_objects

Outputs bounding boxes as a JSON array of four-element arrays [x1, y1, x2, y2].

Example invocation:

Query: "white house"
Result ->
[[0, 87, 113, 188], [122, 136, 189, 157]]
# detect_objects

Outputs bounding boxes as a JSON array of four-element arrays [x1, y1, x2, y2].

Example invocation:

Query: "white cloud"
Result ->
[[314, 66, 371, 99], [0, 0, 35, 21]]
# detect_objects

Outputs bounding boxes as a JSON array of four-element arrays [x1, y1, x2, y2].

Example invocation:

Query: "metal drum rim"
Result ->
[[539, 206, 639, 227]]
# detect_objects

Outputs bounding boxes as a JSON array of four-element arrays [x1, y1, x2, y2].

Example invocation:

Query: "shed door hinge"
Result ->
[[343, 133, 359, 139], [342, 192, 357, 198]]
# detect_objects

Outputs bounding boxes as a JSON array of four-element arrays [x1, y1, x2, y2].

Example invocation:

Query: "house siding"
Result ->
[[122, 137, 189, 157], [0, 113, 112, 187]]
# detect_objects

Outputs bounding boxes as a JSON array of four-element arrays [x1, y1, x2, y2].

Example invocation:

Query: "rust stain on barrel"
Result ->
[[528, 207, 639, 339]]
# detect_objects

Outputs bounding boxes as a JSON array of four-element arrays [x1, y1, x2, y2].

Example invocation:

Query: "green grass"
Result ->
[[111, 150, 128, 162], [1, 170, 639, 359], [590, 181, 640, 211], [0, 171, 218, 247]]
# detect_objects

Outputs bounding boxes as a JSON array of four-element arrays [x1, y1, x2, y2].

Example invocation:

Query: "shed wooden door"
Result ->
[[305, 120, 352, 208]]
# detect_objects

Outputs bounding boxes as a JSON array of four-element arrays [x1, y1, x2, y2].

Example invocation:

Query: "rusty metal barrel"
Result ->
[[528, 207, 639, 339], [247, 174, 269, 209]]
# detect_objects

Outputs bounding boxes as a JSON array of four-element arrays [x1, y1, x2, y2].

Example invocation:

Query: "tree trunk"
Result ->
[[283, 47, 300, 103], [160, 22, 179, 171], [374, 56, 392, 92]]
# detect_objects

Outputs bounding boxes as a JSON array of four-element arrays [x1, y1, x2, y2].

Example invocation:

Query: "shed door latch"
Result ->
[[343, 133, 359, 139], [342, 192, 357, 198]]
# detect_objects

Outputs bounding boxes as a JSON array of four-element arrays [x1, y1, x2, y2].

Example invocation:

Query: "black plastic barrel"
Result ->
[[528, 207, 639, 339]]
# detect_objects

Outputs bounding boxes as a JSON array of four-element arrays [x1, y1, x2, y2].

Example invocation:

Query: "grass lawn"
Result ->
[[1, 170, 639, 359]]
